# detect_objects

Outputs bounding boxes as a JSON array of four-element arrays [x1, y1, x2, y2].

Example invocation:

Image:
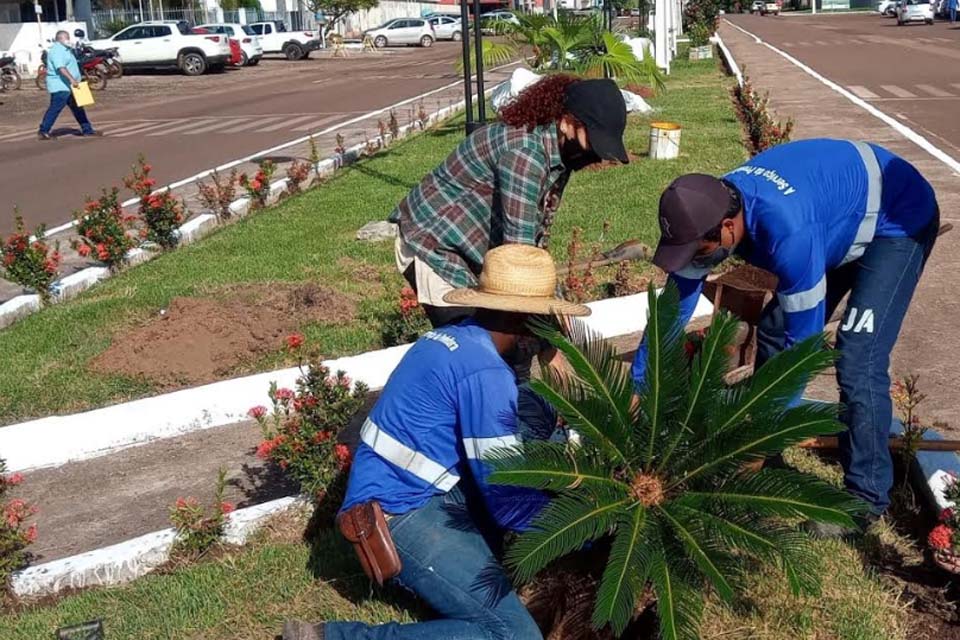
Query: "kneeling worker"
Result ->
[[283, 245, 590, 640], [635, 139, 939, 530]]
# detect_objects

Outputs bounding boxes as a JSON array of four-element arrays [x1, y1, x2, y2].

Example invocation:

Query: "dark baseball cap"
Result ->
[[564, 79, 629, 164], [653, 174, 732, 272]]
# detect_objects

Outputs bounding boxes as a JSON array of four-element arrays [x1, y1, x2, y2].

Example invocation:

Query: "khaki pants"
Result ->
[[394, 236, 458, 308]]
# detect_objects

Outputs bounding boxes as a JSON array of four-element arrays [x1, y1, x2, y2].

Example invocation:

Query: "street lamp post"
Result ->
[[472, 0, 487, 126], [459, 0, 475, 134]]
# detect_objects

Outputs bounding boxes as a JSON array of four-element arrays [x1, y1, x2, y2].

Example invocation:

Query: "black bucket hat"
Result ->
[[564, 79, 630, 164]]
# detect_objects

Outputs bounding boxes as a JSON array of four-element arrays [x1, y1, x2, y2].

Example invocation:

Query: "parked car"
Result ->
[[878, 0, 898, 14], [88, 21, 231, 76], [193, 27, 242, 66], [365, 18, 436, 48], [196, 23, 264, 66], [749, 0, 765, 13], [761, 0, 780, 14], [480, 10, 519, 34], [247, 21, 320, 60], [897, 0, 934, 24], [427, 14, 462, 41]]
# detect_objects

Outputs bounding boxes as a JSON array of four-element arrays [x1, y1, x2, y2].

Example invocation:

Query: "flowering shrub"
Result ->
[[125, 156, 183, 249], [239, 159, 275, 209], [71, 188, 137, 269], [929, 475, 960, 562], [562, 226, 601, 304], [732, 74, 793, 155], [197, 169, 238, 222], [285, 160, 312, 195], [2, 215, 61, 305], [380, 286, 431, 347], [388, 109, 400, 139], [417, 102, 430, 130], [169, 467, 234, 555], [250, 337, 368, 504], [0, 458, 36, 588]]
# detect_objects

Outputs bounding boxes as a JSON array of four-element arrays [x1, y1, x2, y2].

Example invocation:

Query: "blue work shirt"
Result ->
[[45, 41, 79, 94], [341, 319, 547, 532], [632, 139, 937, 386]]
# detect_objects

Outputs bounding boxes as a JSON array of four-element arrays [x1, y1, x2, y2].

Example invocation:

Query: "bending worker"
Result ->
[[282, 245, 589, 640], [635, 138, 939, 532], [390, 75, 628, 328]]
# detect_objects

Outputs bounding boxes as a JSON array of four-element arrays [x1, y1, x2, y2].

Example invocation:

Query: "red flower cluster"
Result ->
[[71, 188, 136, 269], [256, 434, 286, 460], [168, 468, 233, 554], [238, 159, 275, 209], [197, 168, 239, 222], [248, 405, 268, 420], [274, 387, 295, 403], [285, 160, 313, 195], [1, 216, 61, 305], [930, 524, 953, 550], [399, 287, 419, 317], [125, 156, 183, 250], [929, 474, 960, 557], [286, 333, 305, 350], [0, 458, 36, 582], [334, 443, 352, 471], [382, 286, 431, 347]]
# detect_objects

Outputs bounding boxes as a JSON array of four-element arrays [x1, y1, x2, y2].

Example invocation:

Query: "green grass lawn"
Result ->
[[0, 57, 744, 426]]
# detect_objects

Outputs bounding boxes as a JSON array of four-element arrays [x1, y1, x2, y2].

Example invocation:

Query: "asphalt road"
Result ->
[[725, 12, 960, 160], [0, 44, 466, 235]]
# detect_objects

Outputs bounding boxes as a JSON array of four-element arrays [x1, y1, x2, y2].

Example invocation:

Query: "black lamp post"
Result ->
[[472, 0, 487, 126], [459, 0, 487, 135], [459, 0, 475, 134]]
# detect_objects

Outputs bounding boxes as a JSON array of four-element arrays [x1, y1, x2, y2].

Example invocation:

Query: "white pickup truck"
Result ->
[[89, 21, 231, 76], [247, 21, 321, 60]]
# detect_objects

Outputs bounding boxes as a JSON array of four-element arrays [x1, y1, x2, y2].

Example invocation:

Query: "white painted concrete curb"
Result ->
[[0, 292, 714, 473], [713, 33, 744, 88], [11, 495, 309, 598]]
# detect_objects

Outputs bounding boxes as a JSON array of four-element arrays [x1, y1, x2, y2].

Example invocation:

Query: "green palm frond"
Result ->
[[532, 317, 635, 455], [659, 504, 737, 603], [593, 507, 654, 634], [506, 488, 627, 583], [454, 39, 518, 74], [670, 402, 844, 489], [648, 548, 704, 640], [635, 282, 689, 468], [486, 441, 629, 494], [680, 468, 866, 526]]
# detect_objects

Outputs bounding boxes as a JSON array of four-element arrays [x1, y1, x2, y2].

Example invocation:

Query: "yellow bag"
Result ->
[[71, 81, 94, 108]]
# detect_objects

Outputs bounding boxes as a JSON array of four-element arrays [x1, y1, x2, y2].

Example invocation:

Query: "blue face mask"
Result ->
[[690, 245, 731, 270]]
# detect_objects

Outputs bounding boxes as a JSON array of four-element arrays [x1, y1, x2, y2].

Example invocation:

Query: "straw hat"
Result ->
[[443, 245, 591, 317]]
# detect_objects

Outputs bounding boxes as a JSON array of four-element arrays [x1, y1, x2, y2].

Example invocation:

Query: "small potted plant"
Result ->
[[688, 22, 714, 60]]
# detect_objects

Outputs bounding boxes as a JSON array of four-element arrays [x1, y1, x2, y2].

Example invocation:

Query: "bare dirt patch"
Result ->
[[91, 283, 355, 387]]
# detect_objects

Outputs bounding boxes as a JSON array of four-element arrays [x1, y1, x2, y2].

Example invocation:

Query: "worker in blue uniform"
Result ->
[[283, 244, 590, 640], [634, 139, 939, 532]]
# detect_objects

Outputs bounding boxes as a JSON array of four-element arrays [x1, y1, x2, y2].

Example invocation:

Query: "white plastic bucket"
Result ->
[[649, 122, 682, 160]]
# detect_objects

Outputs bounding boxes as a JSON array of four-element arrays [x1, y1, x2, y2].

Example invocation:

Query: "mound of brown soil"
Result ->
[[92, 283, 355, 387]]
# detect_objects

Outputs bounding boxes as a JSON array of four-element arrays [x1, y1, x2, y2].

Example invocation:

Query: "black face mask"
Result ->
[[560, 138, 601, 171]]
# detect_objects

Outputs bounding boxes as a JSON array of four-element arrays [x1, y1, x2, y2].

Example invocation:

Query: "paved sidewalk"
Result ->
[[720, 20, 960, 432]]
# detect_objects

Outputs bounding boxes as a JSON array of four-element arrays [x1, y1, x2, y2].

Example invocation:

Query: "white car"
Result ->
[[365, 18, 436, 48], [480, 10, 520, 34], [89, 21, 231, 76], [247, 21, 321, 60], [897, 0, 934, 24], [878, 0, 898, 14], [427, 15, 463, 41], [197, 23, 264, 66]]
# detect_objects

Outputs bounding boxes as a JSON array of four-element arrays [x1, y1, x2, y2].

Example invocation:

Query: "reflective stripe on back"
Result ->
[[842, 141, 882, 265], [778, 274, 826, 313], [360, 418, 460, 491]]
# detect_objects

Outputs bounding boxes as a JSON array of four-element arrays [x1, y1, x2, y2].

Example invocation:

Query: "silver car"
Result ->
[[366, 18, 436, 48], [427, 15, 463, 41], [897, 0, 934, 24]]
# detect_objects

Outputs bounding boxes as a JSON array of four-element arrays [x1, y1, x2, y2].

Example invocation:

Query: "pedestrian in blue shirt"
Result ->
[[38, 31, 100, 141], [634, 139, 939, 533], [282, 245, 590, 640]]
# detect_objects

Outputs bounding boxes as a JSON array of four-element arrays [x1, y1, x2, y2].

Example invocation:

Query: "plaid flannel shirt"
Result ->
[[389, 122, 569, 289]]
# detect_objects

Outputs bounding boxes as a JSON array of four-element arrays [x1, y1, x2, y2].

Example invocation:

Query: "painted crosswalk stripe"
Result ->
[[110, 121, 174, 137], [934, 36, 952, 42], [848, 85, 880, 99], [291, 115, 342, 131], [146, 118, 219, 136], [219, 116, 286, 133], [951, 83, 960, 92], [814, 40, 830, 46], [254, 115, 319, 132], [182, 118, 252, 135], [916, 84, 954, 97], [796, 41, 812, 46], [781, 41, 794, 46], [880, 85, 917, 98], [0, 129, 34, 142]]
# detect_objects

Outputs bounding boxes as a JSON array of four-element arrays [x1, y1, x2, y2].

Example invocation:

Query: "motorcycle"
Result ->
[[0, 55, 20, 92], [35, 48, 108, 91], [77, 45, 122, 79]]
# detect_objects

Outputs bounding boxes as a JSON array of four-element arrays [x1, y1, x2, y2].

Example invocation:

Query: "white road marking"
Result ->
[[848, 85, 880, 99], [110, 121, 175, 137], [781, 41, 795, 46], [721, 21, 960, 175], [880, 84, 917, 98], [182, 118, 252, 135], [916, 84, 954, 97], [0, 129, 35, 142], [796, 41, 812, 46], [146, 118, 219, 136], [219, 116, 285, 133], [253, 115, 319, 132], [814, 40, 830, 46]]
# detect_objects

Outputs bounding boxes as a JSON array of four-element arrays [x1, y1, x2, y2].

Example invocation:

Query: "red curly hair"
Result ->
[[499, 74, 580, 132]]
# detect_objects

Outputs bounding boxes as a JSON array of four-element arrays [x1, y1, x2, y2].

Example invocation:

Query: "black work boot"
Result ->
[[282, 620, 325, 640]]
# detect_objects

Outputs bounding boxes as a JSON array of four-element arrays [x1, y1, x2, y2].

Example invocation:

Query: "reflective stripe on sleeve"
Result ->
[[360, 418, 460, 491], [842, 141, 882, 265], [777, 274, 826, 313], [462, 435, 520, 460]]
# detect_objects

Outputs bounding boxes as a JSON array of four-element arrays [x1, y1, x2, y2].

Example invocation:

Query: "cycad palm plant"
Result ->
[[487, 282, 865, 639]]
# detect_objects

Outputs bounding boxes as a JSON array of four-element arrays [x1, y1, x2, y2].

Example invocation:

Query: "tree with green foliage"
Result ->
[[485, 282, 866, 639], [304, 0, 379, 34]]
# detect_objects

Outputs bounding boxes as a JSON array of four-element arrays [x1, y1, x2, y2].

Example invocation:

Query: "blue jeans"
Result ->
[[756, 216, 939, 513], [951, 7, 957, 21], [324, 487, 542, 640], [39, 91, 94, 135]]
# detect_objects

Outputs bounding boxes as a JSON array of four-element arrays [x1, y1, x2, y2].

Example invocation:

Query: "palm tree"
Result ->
[[486, 282, 866, 639]]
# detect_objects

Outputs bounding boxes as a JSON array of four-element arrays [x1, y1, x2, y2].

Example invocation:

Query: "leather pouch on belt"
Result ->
[[337, 501, 402, 586]]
